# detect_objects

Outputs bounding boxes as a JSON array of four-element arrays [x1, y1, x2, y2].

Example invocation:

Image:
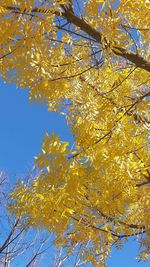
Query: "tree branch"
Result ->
[[4, 5, 150, 72], [61, 9, 150, 73]]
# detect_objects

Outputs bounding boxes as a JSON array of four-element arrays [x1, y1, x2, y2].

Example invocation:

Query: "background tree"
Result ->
[[0, 0, 150, 266]]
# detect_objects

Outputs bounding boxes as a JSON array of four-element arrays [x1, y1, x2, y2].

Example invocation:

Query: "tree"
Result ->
[[0, 172, 90, 267], [0, 0, 150, 266]]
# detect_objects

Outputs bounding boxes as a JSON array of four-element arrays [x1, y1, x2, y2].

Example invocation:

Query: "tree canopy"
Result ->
[[0, 0, 150, 266]]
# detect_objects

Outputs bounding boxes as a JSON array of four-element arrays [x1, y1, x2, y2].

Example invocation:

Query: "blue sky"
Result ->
[[0, 77, 149, 267], [0, 78, 72, 177]]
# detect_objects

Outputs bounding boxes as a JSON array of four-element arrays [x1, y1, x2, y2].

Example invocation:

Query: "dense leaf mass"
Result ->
[[0, 0, 150, 266]]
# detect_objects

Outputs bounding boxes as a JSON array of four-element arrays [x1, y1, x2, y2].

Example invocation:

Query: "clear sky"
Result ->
[[0, 78, 73, 177], [0, 77, 149, 267]]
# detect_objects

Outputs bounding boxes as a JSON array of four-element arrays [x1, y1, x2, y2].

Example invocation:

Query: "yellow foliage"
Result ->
[[0, 0, 150, 266]]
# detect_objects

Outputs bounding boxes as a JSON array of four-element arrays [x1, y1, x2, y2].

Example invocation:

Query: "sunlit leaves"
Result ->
[[1, 0, 150, 266]]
